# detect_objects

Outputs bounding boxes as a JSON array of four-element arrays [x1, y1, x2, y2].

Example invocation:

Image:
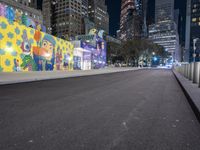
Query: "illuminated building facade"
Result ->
[[88, 0, 109, 33], [148, 0, 181, 62], [185, 0, 200, 62], [53, 0, 82, 39], [149, 21, 180, 61], [43, 0, 83, 39], [120, 0, 135, 40], [82, 0, 88, 17], [155, 0, 174, 23], [42, 0, 52, 34], [13, 0, 37, 9], [119, 0, 147, 40]]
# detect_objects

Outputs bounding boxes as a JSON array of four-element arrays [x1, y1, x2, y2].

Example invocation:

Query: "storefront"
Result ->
[[72, 41, 92, 70], [74, 32, 107, 70]]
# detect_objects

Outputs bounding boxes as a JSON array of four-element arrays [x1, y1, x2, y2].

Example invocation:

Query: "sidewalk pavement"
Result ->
[[173, 70, 200, 120], [0, 67, 140, 85]]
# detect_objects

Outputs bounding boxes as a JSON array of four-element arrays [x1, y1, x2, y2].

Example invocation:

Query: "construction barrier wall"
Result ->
[[0, 16, 74, 72]]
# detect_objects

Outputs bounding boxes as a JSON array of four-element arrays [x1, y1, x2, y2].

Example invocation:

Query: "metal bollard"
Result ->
[[198, 63, 200, 88], [185, 64, 189, 78], [184, 64, 187, 77], [187, 64, 190, 79], [181, 65, 184, 75], [180, 65, 182, 75], [189, 63, 194, 81], [193, 62, 200, 84]]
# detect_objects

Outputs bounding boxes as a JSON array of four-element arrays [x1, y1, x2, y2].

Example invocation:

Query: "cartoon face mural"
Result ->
[[41, 35, 56, 60], [20, 30, 37, 71], [21, 30, 31, 55], [33, 34, 56, 71], [89, 28, 97, 35], [0, 16, 74, 72]]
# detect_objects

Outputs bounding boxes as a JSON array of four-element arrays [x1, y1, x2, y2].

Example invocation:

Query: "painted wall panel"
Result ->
[[0, 17, 74, 72]]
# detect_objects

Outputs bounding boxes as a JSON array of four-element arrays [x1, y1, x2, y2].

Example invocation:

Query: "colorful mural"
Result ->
[[0, 3, 45, 32], [0, 16, 74, 72], [81, 37, 107, 69], [92, 38, 107, 69]]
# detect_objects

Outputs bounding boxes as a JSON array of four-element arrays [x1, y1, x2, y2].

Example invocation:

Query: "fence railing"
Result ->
[[175, 62, 200, 88]]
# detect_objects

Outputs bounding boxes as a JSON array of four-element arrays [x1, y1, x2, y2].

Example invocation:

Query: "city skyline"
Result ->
[[38, 0, 186, 37]]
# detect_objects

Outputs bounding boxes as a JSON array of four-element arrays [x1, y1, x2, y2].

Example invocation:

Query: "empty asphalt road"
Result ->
[[0, 69, 200, 150]]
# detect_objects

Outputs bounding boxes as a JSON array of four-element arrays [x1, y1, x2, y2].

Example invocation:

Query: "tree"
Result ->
[[116, 39, 169, 67], [107, 42, 121, 64]]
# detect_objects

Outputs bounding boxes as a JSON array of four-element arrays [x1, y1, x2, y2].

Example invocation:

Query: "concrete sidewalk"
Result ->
[[173, 70, 200, 120], [0, 67, 140, 85]]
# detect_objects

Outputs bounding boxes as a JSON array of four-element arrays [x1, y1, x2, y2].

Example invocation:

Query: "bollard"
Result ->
[[193, 62, 200, 84], [187, 64, 190, 79], [183, 64, 185, 76], [185, 64, 189, 78], [181, 65, 184, 75], [199, 65, 200, 87], [188, 63, 192, 80], [189, 63, 194, 81], [180, 65, 183, 75], [198, 63, 200, 87], [184, 64, 187, 77]]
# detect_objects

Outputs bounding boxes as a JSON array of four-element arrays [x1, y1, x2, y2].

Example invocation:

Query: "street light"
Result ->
[[193, 38, 199, 62]]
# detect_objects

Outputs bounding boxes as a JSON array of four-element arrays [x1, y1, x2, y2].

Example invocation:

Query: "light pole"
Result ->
[[193, 38, 199, 62]]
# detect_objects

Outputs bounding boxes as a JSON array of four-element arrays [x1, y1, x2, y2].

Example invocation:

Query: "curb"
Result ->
[[0, 68, 141, 86], [172, 70, 200, 122]]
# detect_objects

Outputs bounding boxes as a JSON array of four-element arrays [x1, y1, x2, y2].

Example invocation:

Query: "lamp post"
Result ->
[[193, 38, 200, 83], [193, 38, 199, 62]]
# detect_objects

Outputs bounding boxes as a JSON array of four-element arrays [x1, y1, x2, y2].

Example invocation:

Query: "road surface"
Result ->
[[0, 69, 200, 150]]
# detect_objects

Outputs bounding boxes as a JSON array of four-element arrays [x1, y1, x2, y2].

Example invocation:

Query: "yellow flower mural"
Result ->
[[0, 16, 74, 72]]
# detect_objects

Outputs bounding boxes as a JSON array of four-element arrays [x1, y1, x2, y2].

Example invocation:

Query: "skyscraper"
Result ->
[[120, 0, 135, 40], [82, 0, 88, 17], [148, 0, 180, 62], [119, 0, 147, 40], [13, 0, 37, 9], [155, 0, 174, 23], [88, 0, 109, 33], [185, 0, 200, 62], [42, 0, 52, 34], [43, 0, 83, 39]]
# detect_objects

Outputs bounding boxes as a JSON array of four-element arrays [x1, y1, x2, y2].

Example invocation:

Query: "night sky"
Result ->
[[38, 0, 187, 38]]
